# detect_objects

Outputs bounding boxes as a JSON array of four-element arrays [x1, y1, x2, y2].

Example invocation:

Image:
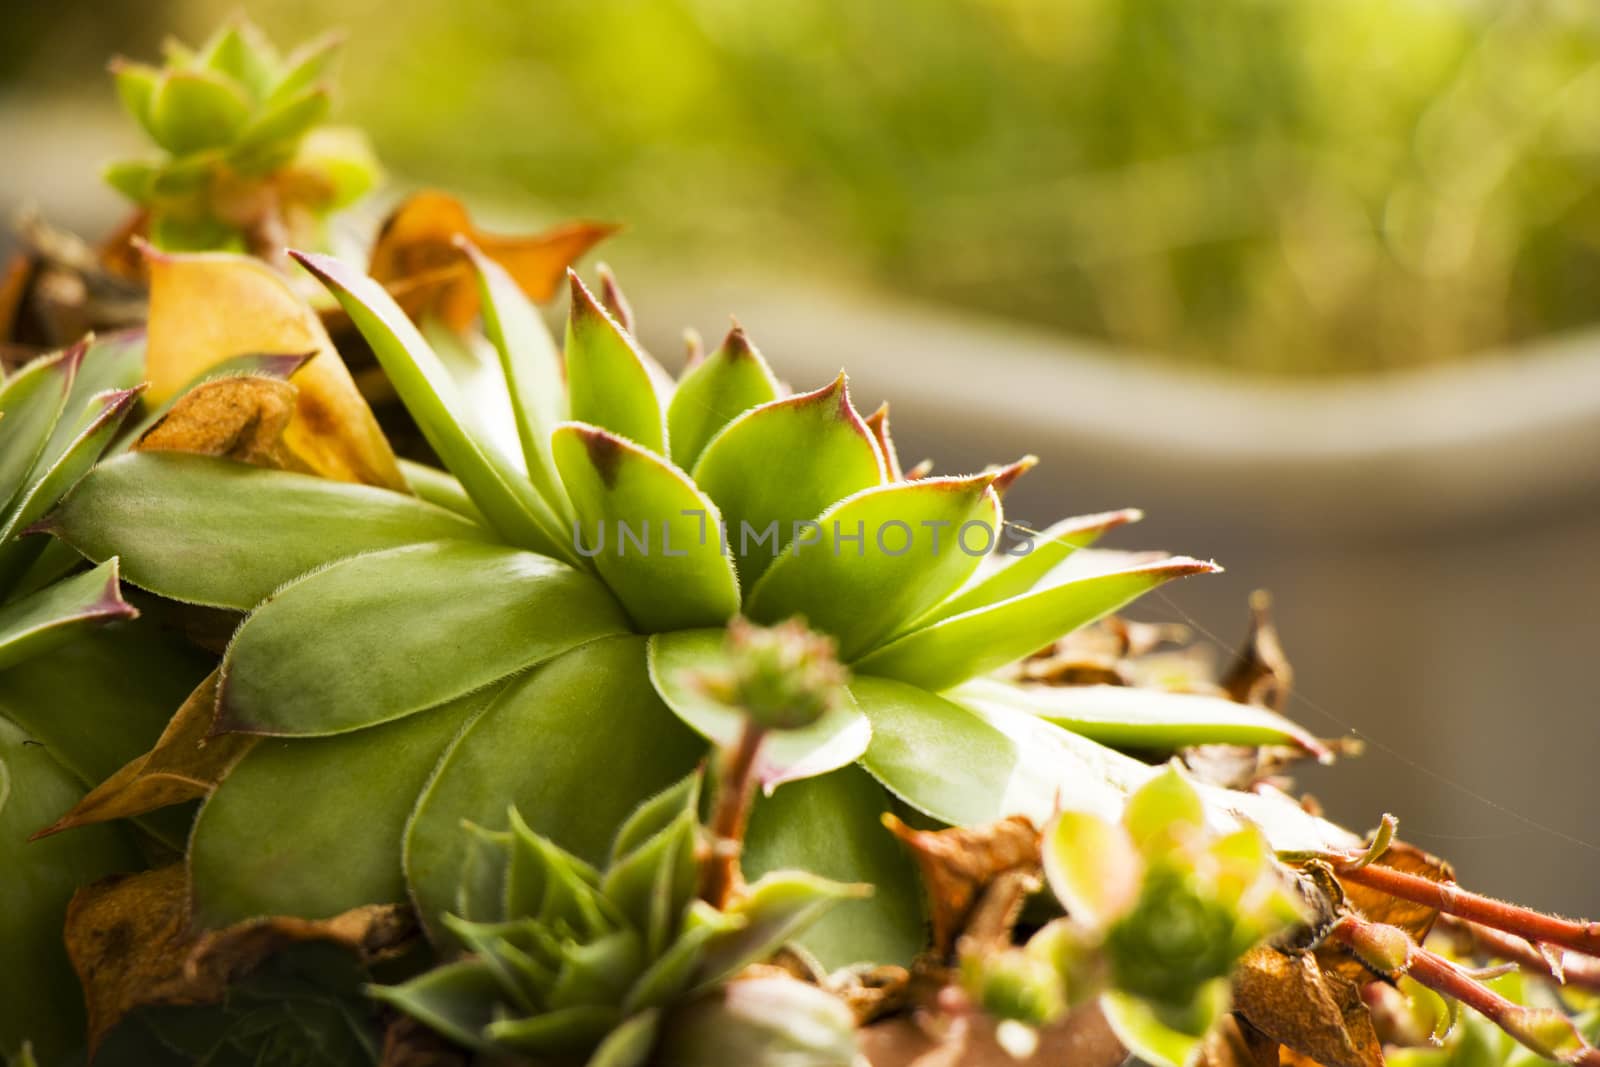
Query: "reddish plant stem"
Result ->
[[1336, 861, 1600, 957], [1445, 917, 1600, 993], [1332, 920, 1600, 1067], [699, 722, 766, 910]]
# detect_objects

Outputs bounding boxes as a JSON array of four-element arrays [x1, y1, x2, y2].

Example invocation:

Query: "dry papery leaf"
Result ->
[[1, 212, 146, 356], [1221, 590, 1294, 713], [65, 863, 418, 1053], [1231, 945, 1384, 1067], [860, 1002, 1125, 1067], [32, 672, 252, 841], [379, 1015, 471, 1067], [361, 190, 617, 331], [142, 243, 404, 488], [883, 814, 1041, 959], [1199, 1014, 1282, 1067], [136, 375, 310, 471]]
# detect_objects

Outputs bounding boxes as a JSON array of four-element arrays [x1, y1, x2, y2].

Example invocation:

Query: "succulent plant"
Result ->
[[44, 244, 1355, 984], [0, 334, 210, 1061], [373, 772, 862, 1064], [106, 19, 379, 256]]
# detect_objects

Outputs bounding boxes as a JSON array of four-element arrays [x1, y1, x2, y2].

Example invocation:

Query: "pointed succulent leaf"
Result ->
[[0, 718, 142, 1064], [228, 88, 331, 172], [692, 871, 868, 991], [47, 331, 147, 460], [921, 509, 1143, 624], [144, 248, 403, 488], [367, 960, 500, 1051], [48, 453, 493, 610], [0, 560, 135, 672], [741, 766, 926, 970], [420, 316, 527, 473], [625, 904, 741, 1012], [950, 678, 1326, 757], [1100, 981, 1230, 1067], [654, 976, 858, 1067], [601, 808, 698, 958], [851, 675, 1133, 827], [406, 637, 705, 939], [545, 930, 646, 1012], [0, 387, 141, 543], [565, 272, 668, 454], [219, 541, 628, 736], [400, 459, 487, 524], [854, 556, 1220, 691], [1123, 765, 1207, 853], [0, 344, 78, 520], [746, 474, 1001, 660], [505, 808, 610, 935], [692, 374, 885, 588], [112, 60, 162, 134], [103, 158, 158, 201], [485, 1004, 625, 1056], [267, 33, 343, 103], [456, 823, 514, 924], [610, 774, 701, 865], [197, 20, 281, 100], [588, 1009, 661, 1067], [188, 685, 500, 928], [1043, 812, 1143, 928], [463, 240, 570, 515], [667, 325, 781, 471], [554, 424, 741, 631], [648, 630, 870, 790], [147, 68, 253, 154], [439, 915, 541, 1013], [292, 251, 571, 559]]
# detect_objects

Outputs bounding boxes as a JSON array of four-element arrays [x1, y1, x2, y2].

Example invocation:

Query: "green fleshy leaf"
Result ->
[[48, 452, 493, 610], [229, 89, 331, 173], [565, 273, 667, 454], [189, 685, 500, 927], [624, 904, 738, 1012], [405, 637, 706, 938], [648, 630, 870, 790], [0, 560, 135, 672], [601, 807, 697, 958], [950, 678, 1326, 758], [147, 69, 252, 154], [610, 774, 701, 865], [0, 617, 211, 790], [917, 509, 1142, 625], [0, 719, 142, 1065], [853, 556, 1220, 691], [1042, 812, 1142, 928], [267, 33, 343, 104], [0, 387, 142, 544], [745, 474, 999, 660], [463, 241, 570, 517], [486, 1004, 624, 1055], [148, 211, 245, 254], [1100, 982, 1228, 1067], [691, 374, 884, 589], [553, 424, 740, 632], [741, 765, 925, 970], [0, 344, 78, 522], [294, 127, 381, 210], [654, 976, 858, 1067], [291, 251, 572, 561], [112, 60, 162, 135], [588, 1009, 661, 1067], [104, 159, 159, 202], [667, 327, 780, 472], [367, 960, 500, 1051], [504, 813, 609, 935], [693, 871, 867, 991], [400, 460, 487, 524], [420, 317, 527, 474], [1123, 765, 1206, 852], [219, 542, 628, 736], [197, 20, 281, 101]]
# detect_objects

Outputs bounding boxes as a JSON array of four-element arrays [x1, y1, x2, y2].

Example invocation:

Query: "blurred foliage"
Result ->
[[10, 0, 1600, 374]]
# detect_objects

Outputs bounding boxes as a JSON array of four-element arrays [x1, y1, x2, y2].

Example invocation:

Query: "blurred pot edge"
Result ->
[[632, 271, 1600, 543]]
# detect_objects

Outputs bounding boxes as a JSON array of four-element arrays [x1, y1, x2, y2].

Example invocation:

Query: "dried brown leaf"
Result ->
[[364, 190, 616, 330], [1199, 1014, 1282, 1067], [379, 1014, 471, 1067], [136, 375, 307, 470], [884, 814, 1040, 958], [142, 245, 405, 489], [32, 672, 253, 840], [859, 1002, 1125, 1067], [1231, 946, 1383, 1067], [65, 863, 417, 1053], [1221, 590, 1293, 713]]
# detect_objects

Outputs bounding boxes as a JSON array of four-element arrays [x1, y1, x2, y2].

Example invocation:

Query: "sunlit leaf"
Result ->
[[0, 343, 77, 519], [1101, 984, 1224, 1067], [692, 871, 868, 990], [565, 273, 668, 454], [666, 325, 780, 471], [48, 452, 493, 610], [1042, 812, 1142, 928]]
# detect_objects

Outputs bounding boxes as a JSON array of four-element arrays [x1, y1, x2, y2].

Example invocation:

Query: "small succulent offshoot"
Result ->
[[373, 617, 866, 1067], [106, 19, 379, 258]]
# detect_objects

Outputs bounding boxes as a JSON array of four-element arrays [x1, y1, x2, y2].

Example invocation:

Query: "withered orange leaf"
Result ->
[[66, 863, 417, 1053], [858, 1002, 1125, 1067], [883, 813, 1040, 957], [136, 375, 307, 470], [365, 189, 617, 330], [1198, 1014, 1281, 1067], [32, 672, 253, 841], [142, 244, 405, 489], [1231, 946, 1383, 1067]]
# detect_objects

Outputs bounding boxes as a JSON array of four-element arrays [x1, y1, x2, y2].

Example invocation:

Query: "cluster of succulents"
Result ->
[[4, 15, 1600, 1067]]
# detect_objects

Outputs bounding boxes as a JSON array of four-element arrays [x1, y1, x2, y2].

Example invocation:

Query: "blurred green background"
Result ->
[[8, 0, 1600, 374]]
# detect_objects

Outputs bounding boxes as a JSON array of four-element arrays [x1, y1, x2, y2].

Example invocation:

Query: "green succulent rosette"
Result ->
[[48, 245, 1355, 980], [107, 20, 379, 254]]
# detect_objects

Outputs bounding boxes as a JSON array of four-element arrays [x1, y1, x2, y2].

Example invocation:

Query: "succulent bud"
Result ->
[[1103, 862, 1243, 1009], [690, 616, 850, 732], [1339, 919, 1415, 977], [960, 945, 1067, 1027]]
